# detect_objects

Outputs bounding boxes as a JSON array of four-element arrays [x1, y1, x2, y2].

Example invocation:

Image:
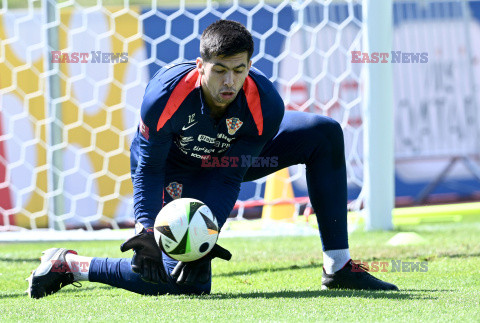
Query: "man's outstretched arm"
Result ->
[[122, 70, 175, 283]]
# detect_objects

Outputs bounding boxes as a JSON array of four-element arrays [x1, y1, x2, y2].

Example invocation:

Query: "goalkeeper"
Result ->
[[27, 20, 398, 298]]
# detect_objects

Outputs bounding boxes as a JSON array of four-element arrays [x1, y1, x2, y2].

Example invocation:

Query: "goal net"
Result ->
[[0, 0, 479, 239]]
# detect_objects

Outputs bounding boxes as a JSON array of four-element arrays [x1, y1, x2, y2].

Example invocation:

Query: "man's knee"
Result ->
[[289, 112, 344, 146], [308, 115, 345, 167], [313, 115, 344, 145]]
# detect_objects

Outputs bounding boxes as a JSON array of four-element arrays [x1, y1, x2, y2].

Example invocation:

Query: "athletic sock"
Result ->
[[65, 252, 92, 281], [323, 249, 351, 274]]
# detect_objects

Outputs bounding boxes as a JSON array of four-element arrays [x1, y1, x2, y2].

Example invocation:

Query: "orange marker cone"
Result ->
[[262, 168, 295, 221]]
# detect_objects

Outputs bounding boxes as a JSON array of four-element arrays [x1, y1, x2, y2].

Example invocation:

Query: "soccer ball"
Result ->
[[153, 198, 219, 262]]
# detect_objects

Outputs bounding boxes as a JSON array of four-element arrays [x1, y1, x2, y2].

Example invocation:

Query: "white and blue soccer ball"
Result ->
[[154, 198, 219, 262]]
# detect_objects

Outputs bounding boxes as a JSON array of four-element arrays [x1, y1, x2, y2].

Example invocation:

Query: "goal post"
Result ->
[[361, 0, 394, 230], [43, 0, 65, 231]]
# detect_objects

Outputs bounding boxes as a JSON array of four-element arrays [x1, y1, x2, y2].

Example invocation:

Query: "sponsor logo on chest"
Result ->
[[174, 117, 242, 159], [198, 134, 216, 144]]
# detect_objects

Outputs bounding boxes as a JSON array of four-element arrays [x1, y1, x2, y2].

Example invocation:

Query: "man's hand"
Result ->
[[120, 229, 168, 284], [171, 244, 231, 285]]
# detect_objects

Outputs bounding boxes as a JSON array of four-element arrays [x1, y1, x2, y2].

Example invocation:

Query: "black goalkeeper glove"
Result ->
[[170, 243, 232, 286], [120, 228, 168, 284]]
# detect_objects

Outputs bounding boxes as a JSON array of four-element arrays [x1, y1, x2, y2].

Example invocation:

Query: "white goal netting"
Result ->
[[0, 0, 479, 238]]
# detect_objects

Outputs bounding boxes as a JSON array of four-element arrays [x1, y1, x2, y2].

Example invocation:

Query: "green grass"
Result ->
[[1, 221, 480, 322]]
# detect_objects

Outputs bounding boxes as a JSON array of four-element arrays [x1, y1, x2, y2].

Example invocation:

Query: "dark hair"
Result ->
[[200, 20, 254, 61]]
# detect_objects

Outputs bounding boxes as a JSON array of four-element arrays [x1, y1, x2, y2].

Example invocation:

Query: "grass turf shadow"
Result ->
[[2, 285, 116, 299], [208, 289, 436, 300], [214, 263, 321, 277], [0, 257, 41, 263], [3, 285, 442, 300]]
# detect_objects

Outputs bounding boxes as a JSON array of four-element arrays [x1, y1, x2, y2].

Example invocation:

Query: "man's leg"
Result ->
[[244, 110, 349, 255], [27, 247, 210, 298], [243, 111, 397, 290], [88, 254, 210, 296]]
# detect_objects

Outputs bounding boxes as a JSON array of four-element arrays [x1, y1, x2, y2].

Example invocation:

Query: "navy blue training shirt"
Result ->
[[130, 62, 284, 229]]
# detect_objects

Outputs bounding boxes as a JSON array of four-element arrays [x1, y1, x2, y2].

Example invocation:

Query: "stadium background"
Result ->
[[1, 0, 479, 229]]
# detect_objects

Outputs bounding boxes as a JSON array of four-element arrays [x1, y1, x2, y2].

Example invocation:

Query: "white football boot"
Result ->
[[26, 248, 81, 298]]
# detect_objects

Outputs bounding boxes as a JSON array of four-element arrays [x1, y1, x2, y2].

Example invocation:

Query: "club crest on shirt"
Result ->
[[166, 182, 183, 199], [226, 117, 243, 135]]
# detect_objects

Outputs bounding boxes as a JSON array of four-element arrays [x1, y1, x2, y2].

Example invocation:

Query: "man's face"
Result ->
[[197, 52, 252, 110]]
